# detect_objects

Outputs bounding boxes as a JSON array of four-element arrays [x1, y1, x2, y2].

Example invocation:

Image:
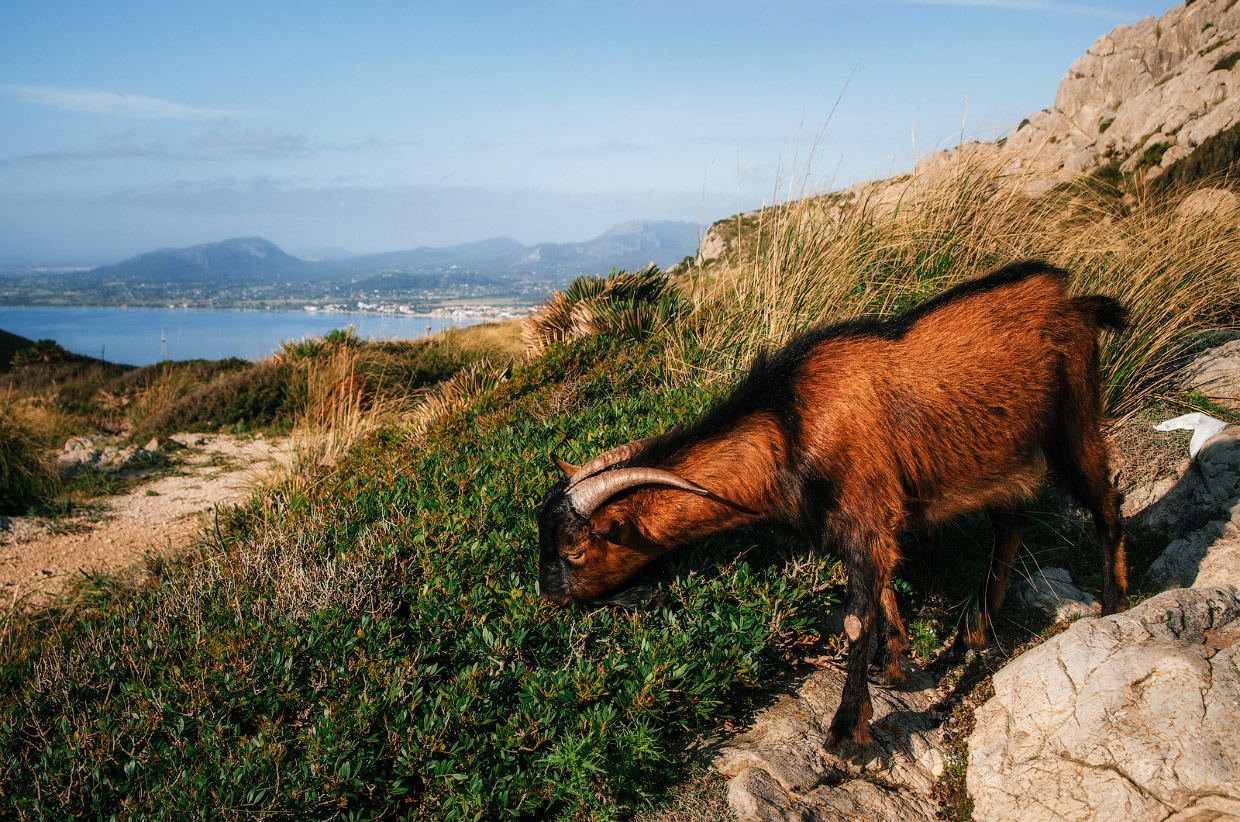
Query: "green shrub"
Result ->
[[0, 335, 839, 819], [10, 339, 71, 368], [1155, 121, 1240, 191], [1134, 140, 1171, 172], [1212, 51, 1240, 72], [109, 357, 252, 394], [522, 266, 682, 355], [140, 361, 301, 436]]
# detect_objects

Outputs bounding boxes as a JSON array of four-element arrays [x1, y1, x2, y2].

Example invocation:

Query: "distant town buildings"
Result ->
[[299, 301, 528, 319]]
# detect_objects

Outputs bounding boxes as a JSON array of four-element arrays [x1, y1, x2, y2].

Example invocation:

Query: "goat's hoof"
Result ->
[[827, 720, 872, 752]]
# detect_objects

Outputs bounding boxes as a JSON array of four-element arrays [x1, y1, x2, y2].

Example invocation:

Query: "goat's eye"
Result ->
[[563, 549, 586, 564]]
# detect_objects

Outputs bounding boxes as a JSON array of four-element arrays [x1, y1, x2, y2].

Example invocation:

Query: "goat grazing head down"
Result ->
[[536, 260, 1129, 746]]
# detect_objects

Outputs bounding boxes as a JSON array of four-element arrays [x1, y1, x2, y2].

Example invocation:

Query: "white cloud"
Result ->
[[4, 85, 258, 119]]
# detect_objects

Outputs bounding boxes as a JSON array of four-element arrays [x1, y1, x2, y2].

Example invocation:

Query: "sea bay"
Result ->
[[0, 306, 486, 366]]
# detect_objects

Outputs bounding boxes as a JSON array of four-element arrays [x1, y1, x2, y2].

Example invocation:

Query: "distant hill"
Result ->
[[331, 220, 699, 280], [88, 237, 316, 284], [75, 221, 701, 291], [0, 328, 34, 372]]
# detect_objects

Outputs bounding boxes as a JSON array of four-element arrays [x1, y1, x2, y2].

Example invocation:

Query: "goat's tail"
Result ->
[[1074, 295, 1128, 332]]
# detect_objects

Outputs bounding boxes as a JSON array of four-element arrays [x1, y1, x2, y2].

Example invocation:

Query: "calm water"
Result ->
[[0, 307, 483, 366]]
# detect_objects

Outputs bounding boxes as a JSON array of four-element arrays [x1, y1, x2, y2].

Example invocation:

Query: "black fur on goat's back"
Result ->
[[632, 259, 1074, 470]]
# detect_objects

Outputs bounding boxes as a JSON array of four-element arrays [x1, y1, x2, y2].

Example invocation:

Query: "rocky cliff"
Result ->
[[1003, 0, 1240, 190]]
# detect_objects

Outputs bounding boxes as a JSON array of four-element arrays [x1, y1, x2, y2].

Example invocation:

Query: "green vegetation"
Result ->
[[1212, 50, 1240, 72], [1155, 121, 1240, 191], [1134, 141, 1172, 173], [522, 266, 682, 355], [2, 158, 1239, 819], [0, 327, 34, 371], [0, 334, 837, 819]]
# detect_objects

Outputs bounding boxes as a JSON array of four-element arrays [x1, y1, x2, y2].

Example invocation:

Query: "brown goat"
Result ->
[[537, 260, 1128, 747]]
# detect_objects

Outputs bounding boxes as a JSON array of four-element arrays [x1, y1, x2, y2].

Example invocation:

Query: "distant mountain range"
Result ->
[[79, 220, 701, 288]]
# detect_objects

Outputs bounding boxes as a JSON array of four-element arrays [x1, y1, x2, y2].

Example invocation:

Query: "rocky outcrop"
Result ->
[[56, 436, 147, 477], [1180, 340, 1240, 412], [1142, 425, 1240, 590], [967, 587, 1240, 822], [714, 663, 946, 822], [1000, 0, 1240, 189], [968, 418, 1240, 821]]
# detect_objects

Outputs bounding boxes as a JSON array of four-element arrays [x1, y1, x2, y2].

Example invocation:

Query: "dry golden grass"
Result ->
[[439, 318, 525, 362], [0, 399, 61, 513], [673, 152, 1240, 413]]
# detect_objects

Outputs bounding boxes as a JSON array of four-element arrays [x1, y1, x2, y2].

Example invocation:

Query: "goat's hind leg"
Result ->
[[829, 529, 900, 748], [958, 507, 1028, 650], [873, 584, 909, 685], [1048, 429, 1127, 614]]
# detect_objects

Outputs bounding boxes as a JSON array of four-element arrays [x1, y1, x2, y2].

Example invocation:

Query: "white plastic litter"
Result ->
[[1154, 412, 1229, 459]]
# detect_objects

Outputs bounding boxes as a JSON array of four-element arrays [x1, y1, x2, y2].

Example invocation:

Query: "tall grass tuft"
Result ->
[[674, 152, 1240, 413], [0, 405, 61, 514]]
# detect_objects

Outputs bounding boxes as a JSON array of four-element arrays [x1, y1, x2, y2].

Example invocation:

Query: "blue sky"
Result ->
[[1, 0, 1171, 265]]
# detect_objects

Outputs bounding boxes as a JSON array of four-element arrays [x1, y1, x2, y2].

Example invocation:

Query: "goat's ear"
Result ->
[[552, 453, 579, 478], [591, 518, 638, 547]]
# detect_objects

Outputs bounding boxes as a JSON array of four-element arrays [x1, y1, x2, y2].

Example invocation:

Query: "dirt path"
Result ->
[[0, 433, 294, 604]]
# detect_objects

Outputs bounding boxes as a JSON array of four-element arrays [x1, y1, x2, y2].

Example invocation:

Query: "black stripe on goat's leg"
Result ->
[[829, 532, 898, 748], [959, 507, 1028, 650]]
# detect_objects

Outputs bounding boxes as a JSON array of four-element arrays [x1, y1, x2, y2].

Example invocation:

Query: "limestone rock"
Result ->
[[1135, 426, 1240, 590], [1130, 426, 1240, 534], [1181, 341, 1240, 412], [714, 663, 944, 822], [968, 587, 1240, 822], [1012, 566, 1099, 621]]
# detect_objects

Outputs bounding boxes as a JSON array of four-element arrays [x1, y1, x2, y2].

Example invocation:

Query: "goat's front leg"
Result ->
[[828, 529, 899, 747]]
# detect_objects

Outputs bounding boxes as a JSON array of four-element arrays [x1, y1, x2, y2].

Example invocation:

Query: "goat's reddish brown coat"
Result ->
[[537, 260, 1127, 746]]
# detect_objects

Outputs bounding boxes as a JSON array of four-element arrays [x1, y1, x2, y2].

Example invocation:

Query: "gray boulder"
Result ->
[[1175, 188, 1240, 221], [1012, 566, 1099, 622], [968, 587, 1240, 822], [1181, 341, 1240, 413]]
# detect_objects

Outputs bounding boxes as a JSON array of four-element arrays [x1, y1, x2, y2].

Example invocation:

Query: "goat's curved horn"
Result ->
[[552, 453, 579, 478], [567, 435, 663, 487], [567, 468, 711, 519]]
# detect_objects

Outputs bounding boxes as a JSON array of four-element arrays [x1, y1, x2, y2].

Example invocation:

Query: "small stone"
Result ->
[[144, 436, 184, 453], [1012, 567, 1099, 622]]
